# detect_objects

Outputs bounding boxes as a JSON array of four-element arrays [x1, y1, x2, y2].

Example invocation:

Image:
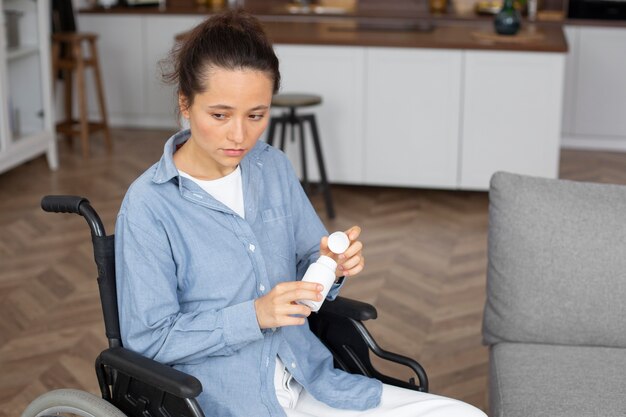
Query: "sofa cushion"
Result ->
[[489, 343, 626, 417], [483, 172, 626, 347]]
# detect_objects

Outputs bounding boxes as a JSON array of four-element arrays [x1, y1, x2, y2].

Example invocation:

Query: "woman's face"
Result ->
[[178, 67, 274, 179]]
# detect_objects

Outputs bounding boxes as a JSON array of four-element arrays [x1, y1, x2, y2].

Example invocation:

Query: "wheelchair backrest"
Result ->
[[41, 195, 122, 348], [92, 234, 122, 348]]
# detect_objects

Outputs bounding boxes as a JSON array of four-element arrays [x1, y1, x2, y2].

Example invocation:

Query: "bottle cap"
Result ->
[[327, 231, 350, 255]]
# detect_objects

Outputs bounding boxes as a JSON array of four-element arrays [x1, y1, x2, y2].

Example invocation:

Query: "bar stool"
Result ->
[[51, 33, 111, 159], [266, 93, 335, 219]]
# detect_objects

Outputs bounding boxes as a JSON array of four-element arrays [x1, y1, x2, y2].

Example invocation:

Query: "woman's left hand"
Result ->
[[320, 225, 365, 278]]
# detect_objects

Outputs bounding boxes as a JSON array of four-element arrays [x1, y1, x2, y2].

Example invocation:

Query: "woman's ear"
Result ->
[[179, 94, 190, 119]]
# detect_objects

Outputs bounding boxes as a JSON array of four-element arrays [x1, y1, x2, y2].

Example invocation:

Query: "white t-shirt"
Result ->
[[178, 166, 245, 218]]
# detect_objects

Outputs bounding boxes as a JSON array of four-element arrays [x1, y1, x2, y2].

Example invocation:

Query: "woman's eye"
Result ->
[[212, 113, 226, 120]]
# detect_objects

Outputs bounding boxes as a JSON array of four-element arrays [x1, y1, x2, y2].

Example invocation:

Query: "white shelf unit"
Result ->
[[0, 0, 58, 175]]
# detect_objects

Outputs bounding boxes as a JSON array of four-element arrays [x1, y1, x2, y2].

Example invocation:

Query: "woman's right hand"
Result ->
[[254, 281, 323, 329]]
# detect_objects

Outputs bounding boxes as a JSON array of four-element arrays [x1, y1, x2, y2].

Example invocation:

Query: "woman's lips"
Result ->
[[223, 149, 245, 157]]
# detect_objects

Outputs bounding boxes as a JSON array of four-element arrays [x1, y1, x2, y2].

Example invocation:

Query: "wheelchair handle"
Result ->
[[41, 195, 88, 214], [41, 195, 106, 238]]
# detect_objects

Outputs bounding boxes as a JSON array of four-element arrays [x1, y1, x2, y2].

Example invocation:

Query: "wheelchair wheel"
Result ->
[[21, 389, 127, 417]]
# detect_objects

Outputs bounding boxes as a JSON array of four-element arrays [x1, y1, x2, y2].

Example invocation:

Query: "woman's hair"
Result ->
[[162, 9, 280, 111]]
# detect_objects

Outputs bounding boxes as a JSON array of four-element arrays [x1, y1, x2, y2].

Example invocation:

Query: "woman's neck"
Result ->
[[173, 139, 236, 180]]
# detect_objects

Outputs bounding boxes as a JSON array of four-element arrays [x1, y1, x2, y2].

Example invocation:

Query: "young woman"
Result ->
[[115, 9, 486, 417]]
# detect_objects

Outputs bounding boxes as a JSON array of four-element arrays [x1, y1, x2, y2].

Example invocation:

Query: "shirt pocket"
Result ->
[[261, 205, 294, 262]]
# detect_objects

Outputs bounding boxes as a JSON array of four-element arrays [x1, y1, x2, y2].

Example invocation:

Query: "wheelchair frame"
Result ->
[[24, 195, 428, 417]]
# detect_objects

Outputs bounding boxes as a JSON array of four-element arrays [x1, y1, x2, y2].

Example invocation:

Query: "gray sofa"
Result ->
[[482, 172, 626, 417]]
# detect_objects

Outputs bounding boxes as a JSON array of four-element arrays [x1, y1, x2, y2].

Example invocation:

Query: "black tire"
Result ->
[[21, 389, 126, 417]]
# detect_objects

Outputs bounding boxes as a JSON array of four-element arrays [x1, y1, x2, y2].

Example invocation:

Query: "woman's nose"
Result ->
[[227, 119, 245, 144]]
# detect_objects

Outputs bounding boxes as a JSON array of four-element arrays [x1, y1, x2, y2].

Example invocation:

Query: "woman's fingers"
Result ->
[[336, 233, 364, 277], [281, 303, 313, 317], [280, 316, 307, 326], [320, 236, 329, 252], [273, 281, 323, 303], [276, 288, 322, 305], [256, 281, 321, 329], [345, 225, 361, 241], [342, 260, 364, 277], [339, 254, 361, 271], [340, 240, 363, 260]]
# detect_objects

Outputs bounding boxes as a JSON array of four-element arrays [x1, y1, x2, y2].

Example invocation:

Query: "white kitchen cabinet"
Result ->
[[460, 51, 565, 189], [75, 14, 566, 190], [77, 14, 206, 128], [273, 45, 366, 184], [562, 25, 626, 151], [573, 27, 626, 139], [78, 15, 143, 127], [144, 15, 204, 126], [561, 26, 579, 137], [364, 47, 462, 188], [0, 0, 58, 175]]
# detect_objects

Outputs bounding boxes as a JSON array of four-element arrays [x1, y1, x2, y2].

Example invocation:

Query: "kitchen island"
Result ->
[[77, 6, 567, 190]]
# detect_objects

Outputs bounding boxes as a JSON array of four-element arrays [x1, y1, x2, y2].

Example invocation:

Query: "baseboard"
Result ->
[[561, 135, 626, 152], [109, 115, 179, 130], [95, 114, 178, 130]]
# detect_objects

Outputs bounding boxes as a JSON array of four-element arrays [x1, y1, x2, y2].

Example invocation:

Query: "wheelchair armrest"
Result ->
[[97, 347, 202, 399], [318, 296, 377, 321]]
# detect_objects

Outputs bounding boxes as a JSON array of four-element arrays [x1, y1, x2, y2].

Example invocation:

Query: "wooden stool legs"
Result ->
[[88, 37, 112, 153], [303, 114, 335, 220], [73, 40, 89, 159], [63, 69, 73, 141], [51, 33, 111, 158]]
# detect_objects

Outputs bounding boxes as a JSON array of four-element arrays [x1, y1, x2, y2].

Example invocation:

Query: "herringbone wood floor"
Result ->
[[1, 130, 625, 417]]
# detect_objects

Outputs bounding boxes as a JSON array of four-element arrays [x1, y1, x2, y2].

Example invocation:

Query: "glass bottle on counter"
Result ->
[[494, 0, 521, 35]]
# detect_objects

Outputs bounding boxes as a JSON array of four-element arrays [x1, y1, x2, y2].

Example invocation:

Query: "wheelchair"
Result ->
[[22, 195, 428, 417]]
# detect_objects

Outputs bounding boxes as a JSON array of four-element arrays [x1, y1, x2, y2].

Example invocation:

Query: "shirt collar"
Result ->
[[151, 128, 269, 185], [152, 129, 191, 185]]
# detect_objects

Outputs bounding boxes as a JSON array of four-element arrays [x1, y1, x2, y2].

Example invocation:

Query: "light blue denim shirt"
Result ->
[[115, 130, 382, 417]]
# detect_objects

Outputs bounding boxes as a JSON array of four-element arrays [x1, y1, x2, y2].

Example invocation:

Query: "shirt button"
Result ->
[[259, 284, 265, 292], [249, 243, 256, 252], [291, 362, 296, 369]]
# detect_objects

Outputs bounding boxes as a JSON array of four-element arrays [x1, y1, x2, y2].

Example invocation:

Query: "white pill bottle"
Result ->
[[299, 231, 350, 312]]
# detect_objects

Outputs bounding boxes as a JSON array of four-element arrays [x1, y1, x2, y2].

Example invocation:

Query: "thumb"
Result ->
[[319, 236, 332, 257]]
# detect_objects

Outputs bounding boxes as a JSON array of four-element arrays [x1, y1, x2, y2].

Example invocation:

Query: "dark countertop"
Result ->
[[262, 19, 567, 52], [564, 17, 626, 27], [80, 2, 626, 27], [80, 4, 571, 52]]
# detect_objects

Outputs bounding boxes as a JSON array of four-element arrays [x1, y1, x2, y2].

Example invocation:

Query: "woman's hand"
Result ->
[[320, 225, 365, 278], [254, 281, 323, 329]]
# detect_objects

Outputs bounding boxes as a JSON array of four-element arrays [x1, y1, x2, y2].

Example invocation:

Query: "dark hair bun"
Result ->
[[162, 9, 280, 114]]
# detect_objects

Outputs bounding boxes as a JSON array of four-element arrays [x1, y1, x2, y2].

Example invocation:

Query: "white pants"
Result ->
[[274, 358, 487, 417]]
